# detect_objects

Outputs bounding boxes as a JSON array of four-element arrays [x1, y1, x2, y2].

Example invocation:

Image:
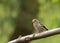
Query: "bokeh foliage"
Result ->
[[0, 0, 18, 43], [0, 0, 60, 43], [32, 0, 60, 43]]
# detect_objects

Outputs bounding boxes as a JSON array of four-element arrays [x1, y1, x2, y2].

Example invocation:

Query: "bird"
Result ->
[[32, 19, 48, 33]]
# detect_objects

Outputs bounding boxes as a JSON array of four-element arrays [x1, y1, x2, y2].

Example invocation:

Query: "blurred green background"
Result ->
[[0, 0, 60, 43]]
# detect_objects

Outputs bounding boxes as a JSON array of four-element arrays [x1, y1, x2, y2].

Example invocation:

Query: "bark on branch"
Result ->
[[8, 28, 60, 43]]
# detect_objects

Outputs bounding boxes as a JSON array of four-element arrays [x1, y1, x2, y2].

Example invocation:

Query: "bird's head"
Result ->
[[32, 19, 40, 23]]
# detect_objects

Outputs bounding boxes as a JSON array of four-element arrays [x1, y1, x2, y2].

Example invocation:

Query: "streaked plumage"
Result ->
[[32, 19, 48, 33]]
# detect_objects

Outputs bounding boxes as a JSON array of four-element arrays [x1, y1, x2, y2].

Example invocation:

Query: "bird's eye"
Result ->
[[32, 19, 37, 23]]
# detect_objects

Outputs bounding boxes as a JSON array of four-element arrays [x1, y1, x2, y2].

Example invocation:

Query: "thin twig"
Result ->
[[8, 28, 60, 43]]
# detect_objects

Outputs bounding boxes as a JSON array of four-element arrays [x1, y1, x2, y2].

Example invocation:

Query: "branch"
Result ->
[[8, 28, 60, 43]]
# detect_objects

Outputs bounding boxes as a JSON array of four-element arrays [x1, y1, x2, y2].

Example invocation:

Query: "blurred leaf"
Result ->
[[52, 0, 59, 3]]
